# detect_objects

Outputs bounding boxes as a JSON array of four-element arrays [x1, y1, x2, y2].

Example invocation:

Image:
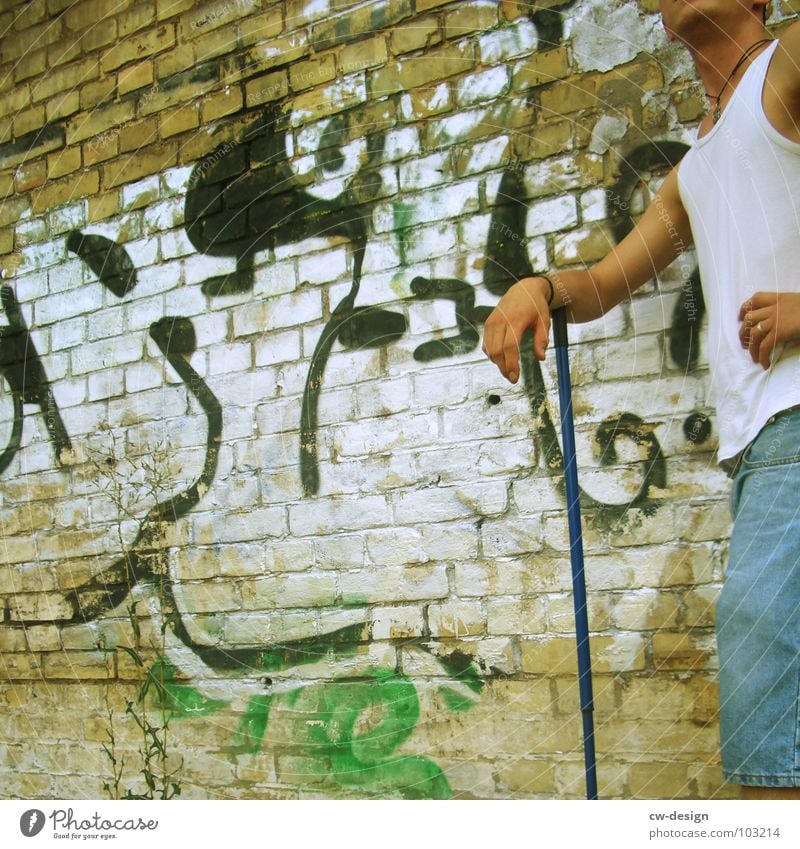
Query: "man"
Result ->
[[483, 0, 800, 799]]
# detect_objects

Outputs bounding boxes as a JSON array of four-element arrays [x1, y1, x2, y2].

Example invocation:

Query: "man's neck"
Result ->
[[685, 22, 770, 98]]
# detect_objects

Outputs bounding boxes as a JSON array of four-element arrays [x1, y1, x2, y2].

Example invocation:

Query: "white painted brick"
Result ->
[[297, 247, 348, 285], [316, 385, 356, 426], [482, 514, 543, 556], [427, 107, 489, 147], [273, 235, 333, 261], [35, 285, 105, 325], [288, 494, 391, 536], [70, 334, 144, 374], [161, 164, 194, 196], [52, 375, 86, 409], [398, 152, 449, 191], [232, 290, 323, 335], [314, 534, 365, 569], [353, 381, 410, 423], [240, 573, 337, 609], [86, 367, 124, 401], [384, 126, 420, 161], [160, 283, 207, 317], [361, 237, 402, 274], [49, 202, 87, 235], [331, 413, 438, 457], [487, 597, 547, 635], [323, 349, 382, 388], [371, 605, 425, 640], [553, 226, 614, 264], [393, 481, 507, 524], [121, 174, 161, 210], [210, 370, 279, 412], [428, 600, 485, 637], [86, 305, 126, 341], [479, 18, 538, 64], [460, 135, 509, 175], [12, 272, 48, 306], [524, 154, 602, 199], [406, 180, 480, 225], [456, 66, 509, 107], [21, 240, 66, 272], [403, 221, 458, 264], [124, 236, 159, 269], [365, 527, 430, 567], [254, 329, 302, 366], [413, 367, 470, 407], [142, 198, 184, 234], [339, 564, 448, 604], [188, 311, 229, 347], [49, 314, 86, 350], [400, 82, 450, 121], [190, 507, 288, 545], [183, 252, 237, 287], [124, 361, 164, 393], [47, 258, 85, 294], [582, 187, 611, 222], [122, 294, 166, 332], [207, 341, 252, 375], [419, 522, 479, 560], [159, 228, 195, 259], [15, 217, 47, 246], [525, 195, 578, 237]]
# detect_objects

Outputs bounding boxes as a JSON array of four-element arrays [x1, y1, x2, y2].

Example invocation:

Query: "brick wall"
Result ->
[[1, 0, 794, 800]]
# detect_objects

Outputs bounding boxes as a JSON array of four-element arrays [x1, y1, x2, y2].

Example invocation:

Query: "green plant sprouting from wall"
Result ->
[[89, 433, 183, 800]]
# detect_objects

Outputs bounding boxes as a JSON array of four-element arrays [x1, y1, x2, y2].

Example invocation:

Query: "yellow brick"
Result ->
[[117, 116, 159, 153], [444, 2, 498, 39], [245, 70, 289, 107], [119, 1, 156, 37], [65, 100, 136, 145], [83, 129, 120, 165], [117, 60, 155, 95], [102, 142, 177, 187], [48, 37, 82, 68], [13, 45, 47, 82], [674, 88, 707, 123], [31, 168, 100, 213], [45, 90, 80, 122], [79, 77, 117, 111], [80, 17, 117, 51], [88, 190, 120, 222], [245, 31, 310, 75], [160, 103, 201, 138], [0, 169, 13, 197], [497, 758, 556, 794], [653, 632, 715, 671], [628, 762, 691, 798], [155, 42, 195, 80], [200, 87, 243, 123], [390, 16, 440, 55], [100, 23, 176, 73], [340, 36, 387, 75], [0, 227, 13, 253], [157, 0, 194, 20], [540, 75, 598, 114], [239, 7, 284, 47], [47, 146, 82, 179], [33, 58, 98, 103], [520, 635, 578, 675], [0, 654, 44, 680], [290, 54, 336, 92], [193, 22, 240, 63], [13, 0, 46, 28], [14, 160, 47, 191], [512, 46, 570, 91], [13, 105, 45, 137], [554, 224, 616, 265]]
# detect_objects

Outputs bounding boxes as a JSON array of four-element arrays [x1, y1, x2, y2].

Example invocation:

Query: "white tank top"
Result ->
[[677, 40, 800, 465]]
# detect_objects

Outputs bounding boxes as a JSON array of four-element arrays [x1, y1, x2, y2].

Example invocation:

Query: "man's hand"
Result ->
[[482, 277, 552, 383], [739, 292, 800, 369]]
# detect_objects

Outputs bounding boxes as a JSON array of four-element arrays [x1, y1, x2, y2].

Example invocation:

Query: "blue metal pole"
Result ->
[[552, 307, 598, 800]]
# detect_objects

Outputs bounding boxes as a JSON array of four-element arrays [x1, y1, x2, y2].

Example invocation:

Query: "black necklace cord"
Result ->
[[708, 38, 773, 124]]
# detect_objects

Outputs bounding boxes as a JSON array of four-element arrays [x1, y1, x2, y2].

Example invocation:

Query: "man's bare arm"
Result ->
[[483, 166, 692, 384]]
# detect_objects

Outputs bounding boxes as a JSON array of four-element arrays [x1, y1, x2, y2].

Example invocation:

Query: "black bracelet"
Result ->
[[540, 274, 555, 306]]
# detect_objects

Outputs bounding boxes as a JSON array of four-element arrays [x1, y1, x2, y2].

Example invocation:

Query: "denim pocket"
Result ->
[[740, 408, 800, 470]]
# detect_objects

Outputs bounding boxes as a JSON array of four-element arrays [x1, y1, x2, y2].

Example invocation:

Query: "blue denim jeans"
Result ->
[[718, 407, 800, 786]]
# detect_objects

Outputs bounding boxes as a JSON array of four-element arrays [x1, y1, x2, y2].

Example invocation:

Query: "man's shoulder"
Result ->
[[774, 21, 800, 72]]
